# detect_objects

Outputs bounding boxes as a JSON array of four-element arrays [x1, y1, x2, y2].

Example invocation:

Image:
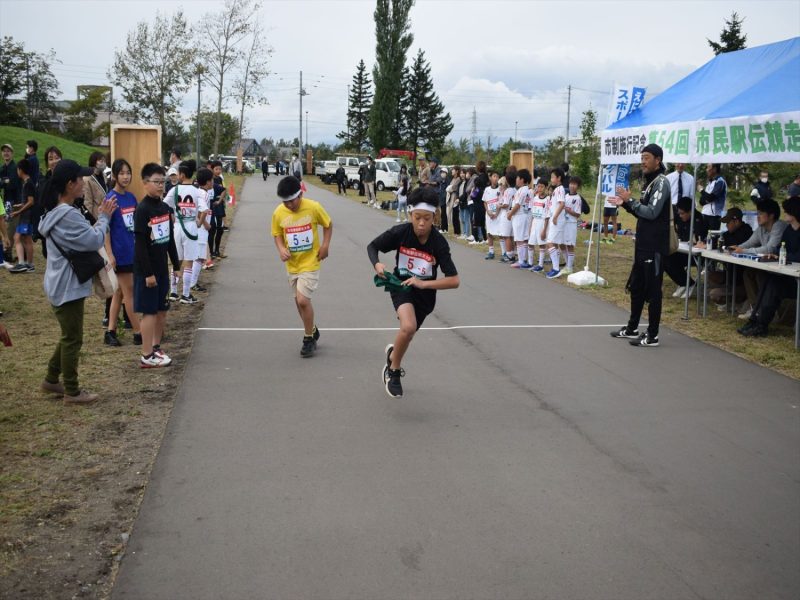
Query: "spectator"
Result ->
[[738, 197, 800, 337], [83, 151, 109, 219], [364, 157, 377, 207], [666, 163, 694, 219], [730, 199, 788, 319], [34, 147, 64, 259], [460, 167, 477, 242], [438, 167, 450, 233], [104, 158, 141, 347], [165, 167, 179, 196], [169, 149, 182, 171], [7, 158, 36, 273], [1, 143, 20, 262], [445, 167, 461, 236], [664, 197, 706, 299], [608, 143, 671, 348], [427, 157, 443, 190], [417, 158, 430, 186], [472, 161, 489, 243], [38, 160, 117, 404], [698, 163, 726, 231], [261, 158, 269, 181], [210, 161, 227, 257], [787, 173, 800, 198], [750, 169, 772, 205], [335, 164, 347, 195], [25, 140, 40, 186], [289, 153, 303, 180]]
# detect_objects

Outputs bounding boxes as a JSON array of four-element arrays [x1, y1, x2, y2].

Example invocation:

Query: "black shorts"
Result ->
[[115, 264, 134, 274], [603, 207, 618, 218], [134, 273, 170, 315], [390, 288, 435, 330]]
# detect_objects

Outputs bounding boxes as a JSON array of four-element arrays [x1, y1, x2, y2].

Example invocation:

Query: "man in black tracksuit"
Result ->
[[608, 143, 671, 347]]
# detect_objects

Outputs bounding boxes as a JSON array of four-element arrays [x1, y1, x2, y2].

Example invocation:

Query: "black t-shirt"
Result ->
[[133, 195, 180, 278], [18, 178, 36, 224], [722, 222, 753, 248], [368, 223, 458, 311]]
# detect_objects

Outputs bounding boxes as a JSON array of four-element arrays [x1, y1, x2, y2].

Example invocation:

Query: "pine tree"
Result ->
[[401, 50, 453, 158], [337, 60, 373, 150], [708, 11, 747, 55], [369, 0, 414, 152]]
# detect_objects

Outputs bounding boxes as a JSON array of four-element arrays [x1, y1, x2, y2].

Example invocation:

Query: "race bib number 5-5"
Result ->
[[398, 246, 435, 279], [149, 214, 171, 244], [286, 223, 313, 252]]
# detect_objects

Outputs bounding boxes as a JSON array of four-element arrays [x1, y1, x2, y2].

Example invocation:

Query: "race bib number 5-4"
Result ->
[[398, 246, 435, 279], [149, 214, 170, 244], [286, 224, 313, 252]]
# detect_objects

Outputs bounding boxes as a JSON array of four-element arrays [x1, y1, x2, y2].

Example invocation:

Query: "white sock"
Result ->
[[538, 250, 545, 267], [567, 252, 575, 270], [518, 245, 527, 263], [499, 239, 507, 255], [170, 272, 179, 295], [548, 247, 560, 270], [191, 261, 202, 287], [182, 268, 192, 297]]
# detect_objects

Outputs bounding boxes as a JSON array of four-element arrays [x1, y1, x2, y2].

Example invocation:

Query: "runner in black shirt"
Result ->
[[368, 187, 460, 397]]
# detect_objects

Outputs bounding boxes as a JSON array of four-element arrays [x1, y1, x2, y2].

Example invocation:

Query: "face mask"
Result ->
[[760, 177, 768, 183]]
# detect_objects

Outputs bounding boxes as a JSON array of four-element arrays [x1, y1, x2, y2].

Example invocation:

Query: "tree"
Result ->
[[441, 138, 473, 167], [369, 0, 414, 151], [232, 20, 272, 155], [187, 110, 240, 159], [24, 49, 60, 131], [573, 108, 598, 182], [0, 36, 28, 126], [312, 142, 335, 161], [537, 136, 568, 170], [400, 50, 452, 158], [64, 87, 109, 145], [489, 138, 531, 174], [110, 10, 194, 160], [162, 115, 191, 161], [198, 0, 260, 155], [338, 59, 373, 150], [708, 11, 747, 55]]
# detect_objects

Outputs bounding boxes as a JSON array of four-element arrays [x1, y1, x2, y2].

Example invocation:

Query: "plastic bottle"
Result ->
[[778, 241, 787, 266]]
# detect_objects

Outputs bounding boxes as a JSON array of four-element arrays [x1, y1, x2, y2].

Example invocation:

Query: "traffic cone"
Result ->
[[229, 183, 236, 206]]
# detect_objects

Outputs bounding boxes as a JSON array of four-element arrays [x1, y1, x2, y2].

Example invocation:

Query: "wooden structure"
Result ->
[[510, 149, 534, 174], [110, 125, 162, 201]]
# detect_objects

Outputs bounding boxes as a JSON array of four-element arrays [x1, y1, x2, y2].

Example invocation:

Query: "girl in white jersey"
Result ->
[[528, 180, 550, 272], [508, 169, 533, 268], [167, 160, 201, 304], [498, 165, 517, 262], [483, 170, 501, 259], [544, 167, 566, 278], [560, 176, 584, 276]]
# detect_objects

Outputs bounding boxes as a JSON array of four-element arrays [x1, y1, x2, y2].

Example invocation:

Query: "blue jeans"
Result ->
[[460, 205, 473, 237]]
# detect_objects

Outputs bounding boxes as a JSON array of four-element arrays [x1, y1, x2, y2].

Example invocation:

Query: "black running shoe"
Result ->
[[610, 327, 640, 339], [132, 333, 143, 345], [300, 335, 316, 357], [382, 343, 394, 384], [385, 368, 404, 398], [629, 334, 659, 347], [104, 330, 122, 347], [168, 292, 180, 302], [192, 283, 207, 292], [313, 326, 320, 342]]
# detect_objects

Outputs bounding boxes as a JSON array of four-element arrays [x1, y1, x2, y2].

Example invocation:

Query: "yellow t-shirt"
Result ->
[[271, 197, 332, 274]]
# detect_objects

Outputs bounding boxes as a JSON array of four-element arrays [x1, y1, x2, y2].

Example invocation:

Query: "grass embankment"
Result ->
[[0, 173, 247, 599], [0, 126, 97, 166], [308, 175, 799, 380]]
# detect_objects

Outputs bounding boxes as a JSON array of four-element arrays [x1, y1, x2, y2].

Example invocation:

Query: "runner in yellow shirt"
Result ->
[[271, 176, 333, 357]]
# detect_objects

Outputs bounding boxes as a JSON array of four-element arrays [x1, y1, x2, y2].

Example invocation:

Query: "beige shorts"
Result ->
[[289, 270, 319, 299]]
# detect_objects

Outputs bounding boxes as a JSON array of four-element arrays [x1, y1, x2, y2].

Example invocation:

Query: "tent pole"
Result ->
[[682, 164, 698, 320], [592, 167, 603, 283]]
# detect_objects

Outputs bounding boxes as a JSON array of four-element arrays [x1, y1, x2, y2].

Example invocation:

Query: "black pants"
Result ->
[[626, 253, 664, 338], [754, 274, 796, 327], [439, 203, 448, 232], [210, 215, 225, 254], [702, 214, 721, 232], [664, 252, 695, 288], [262, 172, 268, 180], [337, 180, 347, 194]]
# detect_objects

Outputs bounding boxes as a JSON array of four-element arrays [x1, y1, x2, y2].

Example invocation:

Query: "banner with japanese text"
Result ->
[[600, 85, 647, 194], [601, 112, 800, 164], [600, 165, 630, 197]]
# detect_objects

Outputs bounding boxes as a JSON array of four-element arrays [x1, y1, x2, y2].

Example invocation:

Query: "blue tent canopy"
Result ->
[[601, 37, 800, 164]]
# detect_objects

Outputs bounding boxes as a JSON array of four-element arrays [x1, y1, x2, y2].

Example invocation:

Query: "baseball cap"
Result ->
[[721, 207, 742, 223], [166, 167, 178, 176], [51, 159, 93, 185], [1, 143, 12, 152], [429, 156, 440, 164]]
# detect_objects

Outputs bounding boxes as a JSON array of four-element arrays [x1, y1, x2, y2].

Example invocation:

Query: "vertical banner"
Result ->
[[604, 84, 647, 192]]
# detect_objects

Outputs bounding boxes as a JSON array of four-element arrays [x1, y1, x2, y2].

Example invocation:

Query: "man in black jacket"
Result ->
[[608, 144, 671, 347]]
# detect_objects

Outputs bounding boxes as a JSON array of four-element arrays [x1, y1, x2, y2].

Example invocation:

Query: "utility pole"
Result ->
[[346, 84, 350, 144], [305, 111, 309, 154], [514, 121, 518, 142], [25, 56, 31, 129], [470, 107, 477, 153], [565, 84, 572, 162], [196, 66, 203, 160], [299, 71, 304, 160]]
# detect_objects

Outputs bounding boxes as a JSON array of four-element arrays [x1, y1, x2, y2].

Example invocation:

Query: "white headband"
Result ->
[[280, 189, 302, 201], [409, 202, 438, 213]]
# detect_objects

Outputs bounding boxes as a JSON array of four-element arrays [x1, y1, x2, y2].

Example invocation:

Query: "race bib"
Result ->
[[177, 197, 197, 219], [531, 199, 546, 219], [121, 207, 135, 231], [286, 223, 313, 253], [487, 200, 499, 214], [398, 246, 434, 279], [149, 214, 170, 244]]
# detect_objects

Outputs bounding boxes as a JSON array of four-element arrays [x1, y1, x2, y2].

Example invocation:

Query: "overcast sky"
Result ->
[[1, 0, 798, 149]]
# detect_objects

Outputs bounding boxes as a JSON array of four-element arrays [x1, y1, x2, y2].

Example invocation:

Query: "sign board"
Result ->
[[510, 150, 534, 174], [110, 125, 161, 201]]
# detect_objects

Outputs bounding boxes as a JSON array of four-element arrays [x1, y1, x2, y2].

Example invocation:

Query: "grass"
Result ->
[[0, 173, 247, 599], [0, 125, 97, 166], [308, 174, 800, 381]]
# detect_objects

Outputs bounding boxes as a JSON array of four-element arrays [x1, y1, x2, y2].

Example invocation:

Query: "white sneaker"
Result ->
[[140, 353, 169, 368], [467, 235, 475, 242], [672, 286, 686, 298], [396, 218, 401, 222], [680, 284, 695, 299], [561, 267, 573, 275], [738, 306, 753, 320]]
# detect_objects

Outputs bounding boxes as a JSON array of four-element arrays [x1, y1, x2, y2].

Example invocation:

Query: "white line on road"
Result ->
[[198, 324, 632, 332]]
